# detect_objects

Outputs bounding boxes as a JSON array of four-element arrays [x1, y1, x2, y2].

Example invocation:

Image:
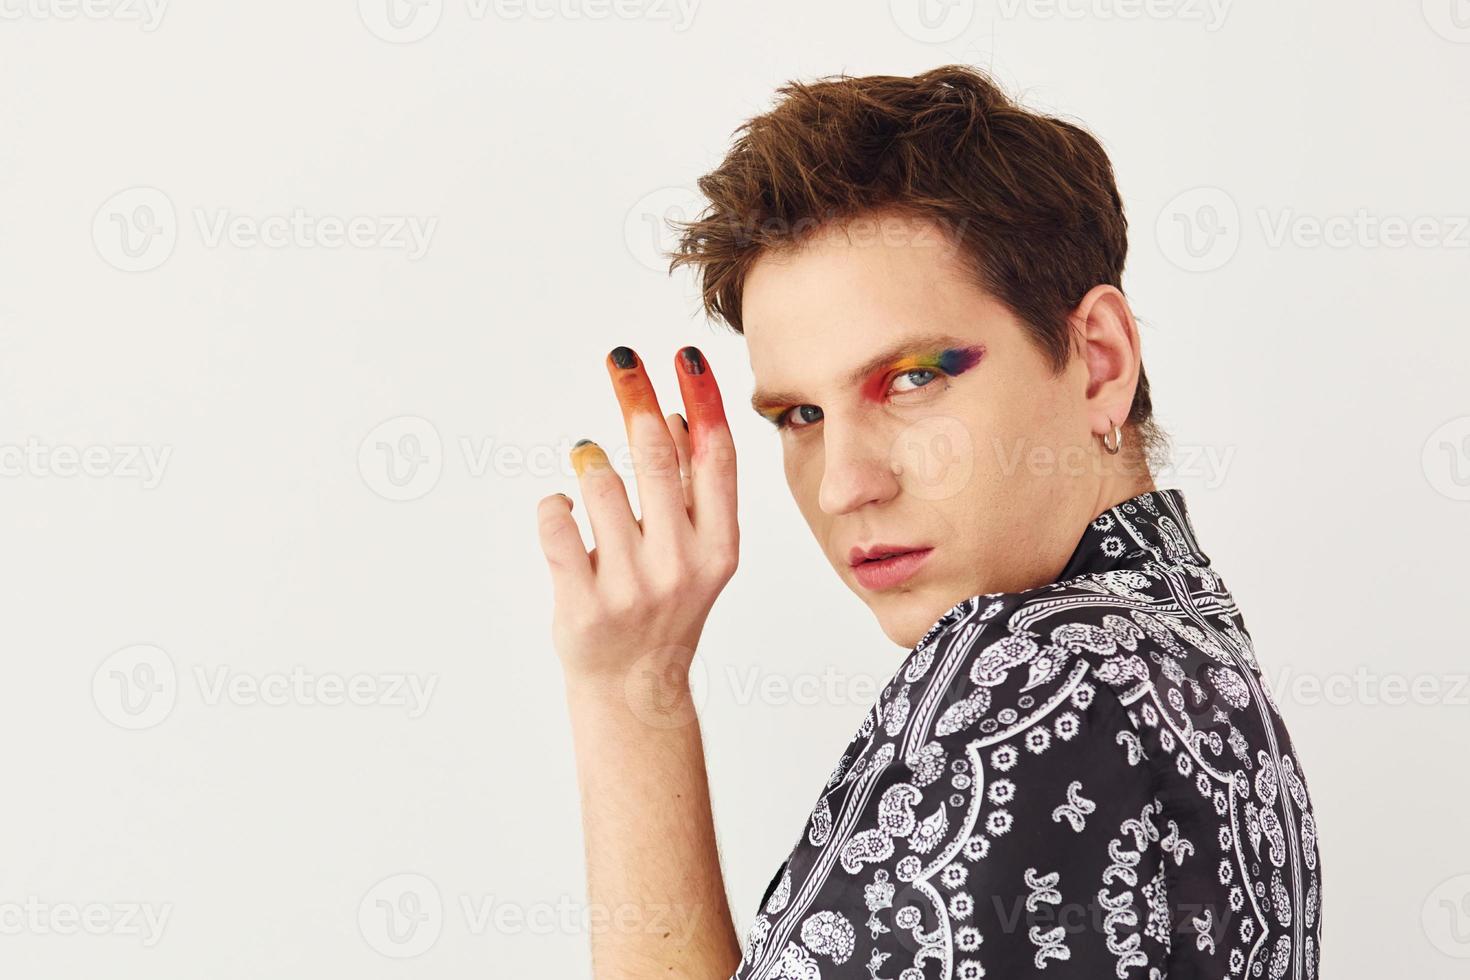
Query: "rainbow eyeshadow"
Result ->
[[756, 405, 787, 427], [860, 345, 985, 403]]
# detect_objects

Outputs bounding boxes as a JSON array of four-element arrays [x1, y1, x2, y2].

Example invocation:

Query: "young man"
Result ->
[[536, 65, 1321, 979]]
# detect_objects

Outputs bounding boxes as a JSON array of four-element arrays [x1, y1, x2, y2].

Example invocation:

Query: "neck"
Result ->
[[1090, 448, 1157, 520]]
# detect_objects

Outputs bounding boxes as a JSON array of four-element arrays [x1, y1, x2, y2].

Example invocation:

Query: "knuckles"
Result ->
[[582, 474, 626, 505], [702, 544, 739, 583], [630, 441, 681, 477], [556, 545, 734, 635]]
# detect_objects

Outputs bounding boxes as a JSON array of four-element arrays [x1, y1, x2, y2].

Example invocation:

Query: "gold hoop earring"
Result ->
[[1101, 420, 1123, 455]]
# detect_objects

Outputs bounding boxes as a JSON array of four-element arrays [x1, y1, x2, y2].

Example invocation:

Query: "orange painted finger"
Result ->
[[606, 346, 687, 539], [673, 346, 738, 548]]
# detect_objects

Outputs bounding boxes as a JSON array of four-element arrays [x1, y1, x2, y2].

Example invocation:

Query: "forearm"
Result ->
[[563, 661, 741, 979], [537, 343, 743, 976]]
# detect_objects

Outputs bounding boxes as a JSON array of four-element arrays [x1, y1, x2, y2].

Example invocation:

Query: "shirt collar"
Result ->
[[1057, 487, 1212, 579]]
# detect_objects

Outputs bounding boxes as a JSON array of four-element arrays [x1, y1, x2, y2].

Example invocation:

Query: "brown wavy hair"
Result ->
[[665, 63, 1163, 467]]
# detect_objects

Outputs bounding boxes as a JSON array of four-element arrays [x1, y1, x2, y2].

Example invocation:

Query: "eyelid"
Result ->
[[886, 366, 941, 395], [755, 405, 790, 427], [773, 370, 940, 430], [769, 362, 954, 430], [775, 404, 820, 431]]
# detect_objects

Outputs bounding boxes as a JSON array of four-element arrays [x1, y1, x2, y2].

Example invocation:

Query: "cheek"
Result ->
[[960, 374, 1068, 464], [995, 363, 1081, 444], [783, 443, 825, 517], [887, 412, 978, 501]]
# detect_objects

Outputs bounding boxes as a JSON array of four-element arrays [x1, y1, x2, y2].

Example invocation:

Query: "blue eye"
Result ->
[[890, 368, 939, 394], [778, 404, 824, 430]]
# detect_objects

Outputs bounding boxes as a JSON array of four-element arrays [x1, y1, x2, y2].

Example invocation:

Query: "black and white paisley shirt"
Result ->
[[730, 488, 1322, 980]]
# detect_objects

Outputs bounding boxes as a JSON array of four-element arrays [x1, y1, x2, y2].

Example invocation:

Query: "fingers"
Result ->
[[535, 492, 593, 597], [569, 439, 640, 579], [674, 346, 739, 555], [606, 346, 688, 541], [666, 412, 693, 512], [552, 350, 730, 595]]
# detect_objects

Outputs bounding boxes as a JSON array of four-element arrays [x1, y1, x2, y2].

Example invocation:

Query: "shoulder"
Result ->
[[903, 573, 1158, 738], [907, 556, 1256, 731]]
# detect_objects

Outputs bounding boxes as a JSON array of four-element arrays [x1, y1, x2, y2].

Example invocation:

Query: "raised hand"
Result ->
[[535, 345, 745, 977], [536, 345, 740, 685]]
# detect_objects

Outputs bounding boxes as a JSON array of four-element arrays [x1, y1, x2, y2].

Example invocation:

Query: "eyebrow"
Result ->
[[749, 332, 979, 414]]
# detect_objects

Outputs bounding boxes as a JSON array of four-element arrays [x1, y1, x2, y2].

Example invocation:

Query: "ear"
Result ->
[[1070, 284, 1142, 440]]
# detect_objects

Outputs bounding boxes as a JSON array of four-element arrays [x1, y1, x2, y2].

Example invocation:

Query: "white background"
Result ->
[[2, 1, 1468, 976]]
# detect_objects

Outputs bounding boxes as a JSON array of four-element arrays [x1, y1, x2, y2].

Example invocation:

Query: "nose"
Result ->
[[817, 416, 901, 516]]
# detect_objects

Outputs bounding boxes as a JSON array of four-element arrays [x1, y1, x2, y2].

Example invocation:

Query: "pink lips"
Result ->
[[848, 544, 934, 591]]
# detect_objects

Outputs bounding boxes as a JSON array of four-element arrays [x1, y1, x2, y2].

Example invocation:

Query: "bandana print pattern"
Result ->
[[730, 488, 1322, 980]]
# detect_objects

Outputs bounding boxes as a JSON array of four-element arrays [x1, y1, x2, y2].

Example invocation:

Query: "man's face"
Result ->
[[742, 213, 1109, 649]]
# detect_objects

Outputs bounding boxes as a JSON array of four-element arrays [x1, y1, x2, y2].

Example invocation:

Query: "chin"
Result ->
[[870, 594, 942, 651], [842, 561, 963, 650], [877, 615, 928, 652]]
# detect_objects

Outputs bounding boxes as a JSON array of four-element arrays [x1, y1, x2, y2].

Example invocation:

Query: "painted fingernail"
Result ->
[[610, 346, 637, 370], [570, 439, 606, 476], [679, 346, 706, 375], [677, 413, 689, 431]]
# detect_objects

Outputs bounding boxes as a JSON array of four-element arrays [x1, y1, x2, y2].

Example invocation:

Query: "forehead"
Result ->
[[742, 213, 998, 400]]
